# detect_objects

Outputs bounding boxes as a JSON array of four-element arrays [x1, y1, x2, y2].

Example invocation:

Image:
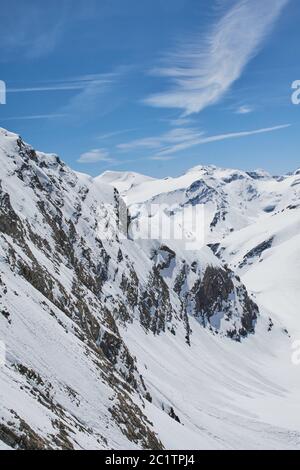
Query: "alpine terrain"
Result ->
[[0, 127, 300, 450]]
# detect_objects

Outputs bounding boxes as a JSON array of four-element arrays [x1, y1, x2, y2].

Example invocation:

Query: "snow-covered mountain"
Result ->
[[1, 127, 300, 450]]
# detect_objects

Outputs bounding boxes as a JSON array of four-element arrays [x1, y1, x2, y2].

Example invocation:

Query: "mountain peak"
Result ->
[[186, 164, 218, 174], [0, 127, 20, 140], [95, 170, 154, 194], [246, 168, 272, 180]]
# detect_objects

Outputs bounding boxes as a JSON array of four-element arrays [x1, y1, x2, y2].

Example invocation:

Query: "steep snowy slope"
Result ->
[[0, 128, 299, 450], [0, 129, 163, 449], [219, 205, 300, 337]]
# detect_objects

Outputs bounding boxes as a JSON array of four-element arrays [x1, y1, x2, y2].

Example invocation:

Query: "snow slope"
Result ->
[[219, 203, 300, 337]]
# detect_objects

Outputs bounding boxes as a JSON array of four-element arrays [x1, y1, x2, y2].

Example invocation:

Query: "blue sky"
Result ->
[[0, 0, 299, 177]]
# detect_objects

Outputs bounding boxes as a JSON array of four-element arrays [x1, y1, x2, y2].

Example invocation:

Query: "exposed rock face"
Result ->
[[140, 267, 174, 335], [172, 263, 257, 341], [0, 129, 260, 449], [192, 266, 258, 339], [193, 266, 234, 315], [0, 184, 24, 239], [239, 237, 274, 268]]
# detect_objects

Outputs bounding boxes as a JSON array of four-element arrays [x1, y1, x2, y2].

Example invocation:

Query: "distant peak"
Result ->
[[0, 127, 20, 139], [246, 169, 271, 180], [99, 170, 143, 179], [186, 165, 218, 174], [96, 170, 151, 184]]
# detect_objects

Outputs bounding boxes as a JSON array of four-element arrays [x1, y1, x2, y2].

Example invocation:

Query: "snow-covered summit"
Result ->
[[96, 170, 154, 195]]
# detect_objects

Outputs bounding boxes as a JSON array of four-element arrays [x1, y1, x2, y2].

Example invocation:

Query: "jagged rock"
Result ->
[[239, 237, 274, 268]]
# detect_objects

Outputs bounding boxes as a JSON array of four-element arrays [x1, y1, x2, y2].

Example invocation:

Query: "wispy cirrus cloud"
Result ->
[[7, 74, 114, 94], [78, 148, 113, 164], [78, 148, 137, 167], [118, 127, 204, 151], [96, 128, 138, 141], [152, 124, 291, 159], [6, 71, 122, 125], [1, 113, 67, 121], [0, 1, 71, 60], [168, 118, 194, 127], [236, 105, 254, 115], [118, 124, 290, 160], [5, 73, 118, 124], [60, 81, 114, 122], [57, 68, 130, 122], [150, 155, 176, 162], [144, 0, 289, 115]]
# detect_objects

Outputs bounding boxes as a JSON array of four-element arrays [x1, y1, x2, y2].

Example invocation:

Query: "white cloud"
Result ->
[[169, 118, 194, 127], [118, 123, 290, 159], [150, 155, 176, 161], [57, 70, 125, 122], [6, 73, 117, 124], [236, 105, 254, 115], [7, 74, 114, 94], [153, 124, 291, 158], [2, 114, 67, 121], [144, 0, 289, 115], [118, 127, 204, 151], [118, 137, 163, 151], [78, 148, 113, 164], [97, 128, 137, 141]]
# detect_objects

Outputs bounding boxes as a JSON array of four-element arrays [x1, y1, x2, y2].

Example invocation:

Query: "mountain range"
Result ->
[[0, 127, 300, 450]]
